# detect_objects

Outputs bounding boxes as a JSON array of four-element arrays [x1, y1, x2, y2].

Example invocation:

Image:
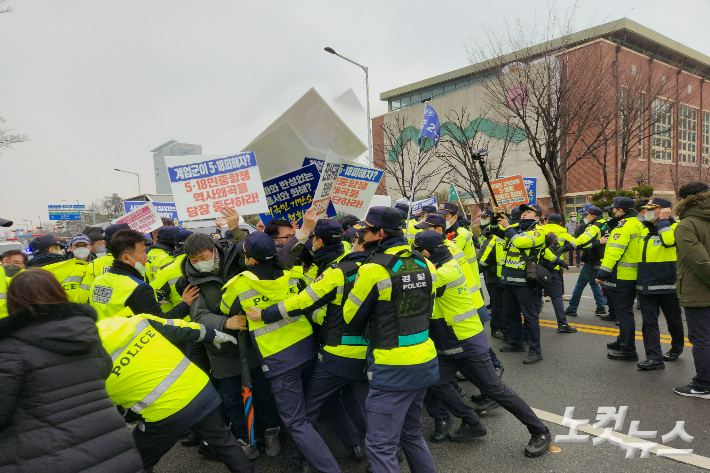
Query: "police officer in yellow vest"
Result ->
[[97, 313, 254, 472], [538, 216, 577, 333], [90, 229, 199, 321], [491, 204, 565, 364], [151, 230, 193, 314], [415, 231, 552, 457], [635, 198, 685, 370], [44, 233, 93, 304], [222, 232, 339, 473], [395, 203, 418, 245], [595, 197, 645, 360], [82, 223, 131, 292], [342, 207, 439, 473], [438, 202, 477, 269], [478, 209, 507, 340], [146, 226, 180, 281], [250, 221, 370, 471]]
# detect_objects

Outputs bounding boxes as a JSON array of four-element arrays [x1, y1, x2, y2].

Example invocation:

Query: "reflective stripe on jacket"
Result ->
[[44, 259, 90, 303], [637, 220, 677, 294]]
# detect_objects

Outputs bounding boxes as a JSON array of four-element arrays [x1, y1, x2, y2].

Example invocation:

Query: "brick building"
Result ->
[[373, 19, 710, 217]]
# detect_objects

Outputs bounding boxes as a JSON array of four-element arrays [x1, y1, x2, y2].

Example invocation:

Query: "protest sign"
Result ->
[[260, 164, 336, 225], [489, 174, 529, 206], [124, 201, 185, 228], [523, 177, 537, 205], [302, 156, 324, 172], [115, 202, 162, 234], [411, 197, 437, 213], [311, 153, 342, 217], [165, 152, 267, 221], [332, 161, 384, 219]]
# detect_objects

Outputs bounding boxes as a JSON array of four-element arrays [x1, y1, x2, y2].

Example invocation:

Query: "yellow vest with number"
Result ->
[[98, 315, 208, 423], [90, 272, 154, 320]]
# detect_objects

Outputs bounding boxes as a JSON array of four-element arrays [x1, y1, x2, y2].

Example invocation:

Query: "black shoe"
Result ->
[[606, 340, 621, 350], [523, 353, 543, 364], [557, 325, 577, 333], [600, 314, 617, 322], [637, 360, 665, 371], [674, 384, 710, 399], [595, 306, 607, 316], [180, 430, 200, 447], [492, 330, 504, 340], [500, 344, 525, 352], [607, 350, 639, 361], [350, 444, 366, 461], [524, 428, 552, 457], [495, 364, 504, 378], [663, 350, 681, 362], [564, 308, 577, 317], [449, 420, 487, 442], [456, 371, 467, 381], [456, 385, 467, 399], [471, 396, 501, 414], [197, 442, 220, 461], [430, 416, 451, 443]]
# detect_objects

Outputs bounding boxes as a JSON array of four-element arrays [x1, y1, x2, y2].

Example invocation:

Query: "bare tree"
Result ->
[[0, 115, 29, 156], [376, 114, 445, 201], [437, 107, 516, 209], [0, 0, 13, 14], [96, 194, 125, 220]]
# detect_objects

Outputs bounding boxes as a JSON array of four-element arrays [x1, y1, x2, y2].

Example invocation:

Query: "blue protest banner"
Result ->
[[418, 103, 441, 148], [124, 201, 186, 228], [302, 157, 324, 172], [523, 177, 537, 205], [260, 164, 336, 225], [411, 197, 437, 213]]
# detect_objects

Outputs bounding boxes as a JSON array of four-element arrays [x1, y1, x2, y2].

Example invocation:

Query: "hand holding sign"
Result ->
[[301, 206, 318, 236], [220, 208, 241, 232]]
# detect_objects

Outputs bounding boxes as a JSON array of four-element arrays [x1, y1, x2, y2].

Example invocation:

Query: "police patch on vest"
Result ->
[[402, 272, 427, 290], [534, 231, 541, 237], [613, 234, 621, 240], [92, 285, 113, 304]]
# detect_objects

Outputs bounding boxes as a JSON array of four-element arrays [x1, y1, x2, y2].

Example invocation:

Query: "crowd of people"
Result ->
[[1, 181, 709, 473]]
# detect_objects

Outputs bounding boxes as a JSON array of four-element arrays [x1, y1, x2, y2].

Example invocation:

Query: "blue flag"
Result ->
[[418, 103, 440, 148]]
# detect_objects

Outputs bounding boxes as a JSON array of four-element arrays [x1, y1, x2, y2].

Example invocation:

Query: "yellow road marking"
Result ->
[[538, 319, 692, 346]]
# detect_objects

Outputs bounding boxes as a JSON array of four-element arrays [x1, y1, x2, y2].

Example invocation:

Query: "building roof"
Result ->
[[380, 18, 710, 101], [150, 140, 178, 153]]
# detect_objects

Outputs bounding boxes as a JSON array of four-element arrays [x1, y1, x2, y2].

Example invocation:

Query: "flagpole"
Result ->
[[405, 145, 422, 225], [454, 184, 468, 220]]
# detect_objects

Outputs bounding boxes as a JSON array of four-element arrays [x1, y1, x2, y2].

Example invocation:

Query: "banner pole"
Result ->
[[477, 161, 498, 208], [454, 184, 468, 220], [405, 145, 423, 225]]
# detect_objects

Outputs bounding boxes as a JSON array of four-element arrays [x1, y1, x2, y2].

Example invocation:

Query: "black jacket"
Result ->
[[109, 260, 190, 320], [0, 303, 142, 473], [26, 252, 65, 268]]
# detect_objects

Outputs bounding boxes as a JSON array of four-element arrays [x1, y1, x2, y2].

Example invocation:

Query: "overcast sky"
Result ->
[[1, 0, 709, 229]]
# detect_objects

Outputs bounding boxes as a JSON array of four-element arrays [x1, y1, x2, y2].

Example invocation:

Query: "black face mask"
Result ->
[[363, 239, 381, 251], [4, 264, 21, 277], [518, 218, 538, 231]]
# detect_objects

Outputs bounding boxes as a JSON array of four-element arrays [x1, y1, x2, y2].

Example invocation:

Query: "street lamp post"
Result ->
[[324, 47, 372, 166], [114, 169, 141, 196]]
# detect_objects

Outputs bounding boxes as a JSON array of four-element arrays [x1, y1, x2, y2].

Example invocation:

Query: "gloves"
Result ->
[[556, 258, 569, 270], [213, 331, 238, 349], [555, 242, 573, 256]]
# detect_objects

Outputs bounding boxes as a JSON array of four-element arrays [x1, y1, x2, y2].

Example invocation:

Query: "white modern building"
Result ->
[[151, 140, 202, 194]]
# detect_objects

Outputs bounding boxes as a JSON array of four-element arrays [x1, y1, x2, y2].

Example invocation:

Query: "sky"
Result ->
[[1, 0, 709, 229]]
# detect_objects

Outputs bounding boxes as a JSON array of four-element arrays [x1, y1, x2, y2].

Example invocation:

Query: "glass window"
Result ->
[[652, 99, 673, 162], [433, 87, 444, 97], [678, 106, 697, 164], [704, 112, 710, 166], [565, 197, 575, 206], [422, 91, 432, 101], [391, 99, 400, 110], [411, 93, 421, 104], [444, 84, 455, 93], [401, 96, 411, 107], [575, 196, 587, 204]]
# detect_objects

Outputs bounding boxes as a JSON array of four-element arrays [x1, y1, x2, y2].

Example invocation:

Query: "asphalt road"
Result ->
[[157, 271, 710, 472]]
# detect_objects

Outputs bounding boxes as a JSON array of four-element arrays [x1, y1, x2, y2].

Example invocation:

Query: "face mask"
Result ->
[[128, 256, 147, 276], [4, 265, 21, 277], [582, 218, 589, 225], [570, 217, 576, 221], [519, 218, 538, 230], [73, 247, 91, 260], [445, 219, 454, 230], [480, 219, 490, 226], [644, 211, 657, 223], [94, 244, 106, 254], [193, 251, 216, 272]]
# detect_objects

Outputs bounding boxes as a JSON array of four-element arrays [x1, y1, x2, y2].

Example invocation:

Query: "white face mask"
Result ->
[[193, 252, 216, 272], [644, 211, 658, 223], [582, 218, 589, 225], [480, 219, 490, 226], [570, 217, 576, 221], [128, 256, 147, 276], [73, 247, 91, 260], [94, 244, 106, 256], [445, 218, 454, 230]]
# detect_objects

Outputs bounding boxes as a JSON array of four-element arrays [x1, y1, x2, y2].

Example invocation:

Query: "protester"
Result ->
[[1, 249, 27, 278], [66, 232, 94, 261], [0, 269, 143, 472], [673, 182, 710, 399], [88, 230, 107, 257]]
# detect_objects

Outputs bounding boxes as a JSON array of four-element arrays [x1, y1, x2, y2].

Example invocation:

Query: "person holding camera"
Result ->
[[489, 204, 567, 364]]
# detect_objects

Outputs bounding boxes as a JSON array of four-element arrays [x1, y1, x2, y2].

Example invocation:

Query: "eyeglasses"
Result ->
[[274, 234, 294, 241]]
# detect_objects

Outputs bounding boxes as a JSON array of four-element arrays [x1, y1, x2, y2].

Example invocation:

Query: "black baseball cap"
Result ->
[[105, 223, 131, 241], [413, 230, 445, 250], [395, 203, 410, 214], [437, 202, 458, 215], [612, 197, 635, 211], [547, 213, 563, 224], [344, 226, 362, 240], [359, 206, 403, 230], [29, 234, 68, 254], [245, 231, 276, 261], [415, 213, 446, 229], [0, 218, 12, 227], [313, 219, 343, 238], [519, 204, 542, 216], [480, 209, 494, 218], [421, 205, 437, 214], [603, 205, 613, 212], [174, 230, 193, 246], [641, 198, 672, 210], [586, 206, 603, 217]]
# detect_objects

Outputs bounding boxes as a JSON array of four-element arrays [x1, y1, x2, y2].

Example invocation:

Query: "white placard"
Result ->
[[115, 202, 162, 234], [165, 152, 268, 221]]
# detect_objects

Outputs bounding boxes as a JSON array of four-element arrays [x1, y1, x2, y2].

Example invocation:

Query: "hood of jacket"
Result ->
[[674, 191, 710, 222], [182, 238, 244, 285], [0, 303, 100, 356]]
